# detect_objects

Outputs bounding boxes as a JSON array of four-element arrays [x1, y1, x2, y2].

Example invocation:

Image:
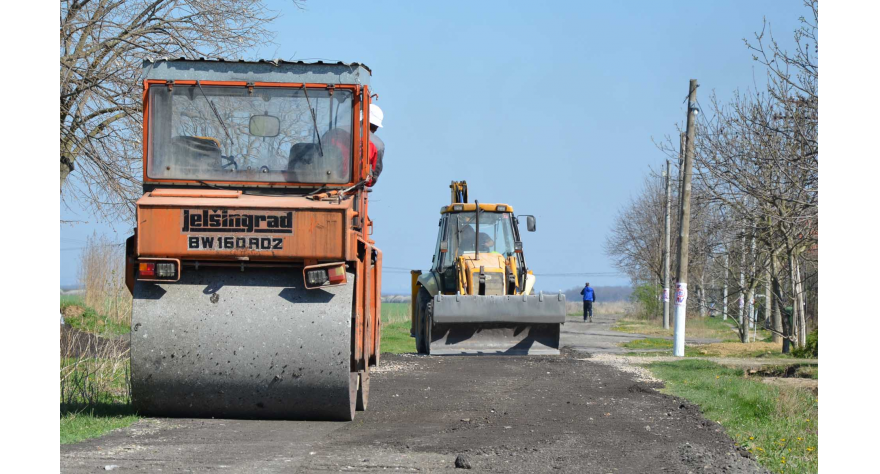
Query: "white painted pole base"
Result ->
[[673, 283, 687, 357]]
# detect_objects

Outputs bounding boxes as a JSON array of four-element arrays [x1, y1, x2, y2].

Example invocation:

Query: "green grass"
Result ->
[[61, 295, 129, 336], [380, 320, 416, 354], [646, 359, 818, 473], [381, 302, 411, 323], [612, 316, 775, 344], [61, 405, 139, 444], [60, 294, 84, 308], [60, 357, 137, 444], [621, 338, 673, 350], [380, 302, 416, 354]]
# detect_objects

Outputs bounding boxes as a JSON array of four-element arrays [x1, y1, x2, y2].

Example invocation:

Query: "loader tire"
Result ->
[[416, 288, 431, 354], [423, 299, 434, 356]]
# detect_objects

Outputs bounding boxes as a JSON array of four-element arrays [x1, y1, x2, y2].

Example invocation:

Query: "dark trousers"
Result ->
[[583, 300, 593, 320]]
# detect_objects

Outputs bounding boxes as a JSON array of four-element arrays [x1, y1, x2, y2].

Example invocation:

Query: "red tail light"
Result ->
[[303, 263, 348, 289], [136, 259, 180, 281], [139, 262, 155, 277], [328, 265, 345, 284]]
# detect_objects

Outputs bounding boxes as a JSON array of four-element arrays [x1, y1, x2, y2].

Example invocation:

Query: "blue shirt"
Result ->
[[580, 286, 595, 301]]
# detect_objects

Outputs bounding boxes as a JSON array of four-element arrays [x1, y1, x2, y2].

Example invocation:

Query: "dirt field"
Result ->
[[61, 314, 767, 473]]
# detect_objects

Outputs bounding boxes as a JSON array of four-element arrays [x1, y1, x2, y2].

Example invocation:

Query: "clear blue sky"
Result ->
[[60, 0, 806, 293]]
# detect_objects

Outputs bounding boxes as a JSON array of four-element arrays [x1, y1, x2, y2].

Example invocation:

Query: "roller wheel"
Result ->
[[131, 268, 359, 421], [356, 372, 370, 411]]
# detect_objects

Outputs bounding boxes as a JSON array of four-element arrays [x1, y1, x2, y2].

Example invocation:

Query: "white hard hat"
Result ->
[[369, 105, 384, 128]]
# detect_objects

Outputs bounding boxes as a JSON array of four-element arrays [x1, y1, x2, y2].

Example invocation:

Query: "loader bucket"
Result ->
[[130, 267, 358, 421], [428, 293, 566, 355]]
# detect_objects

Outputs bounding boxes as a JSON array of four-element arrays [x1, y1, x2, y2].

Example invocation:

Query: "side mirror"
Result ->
[[249, 115, 280, 137], [518, 215, 536, 232]]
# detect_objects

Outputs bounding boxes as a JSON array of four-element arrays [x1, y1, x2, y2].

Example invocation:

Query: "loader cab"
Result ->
[[434, 203, 529, 294]]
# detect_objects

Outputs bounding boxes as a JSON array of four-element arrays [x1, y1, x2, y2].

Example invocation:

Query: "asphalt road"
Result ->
[[61, 314, 765, 473]]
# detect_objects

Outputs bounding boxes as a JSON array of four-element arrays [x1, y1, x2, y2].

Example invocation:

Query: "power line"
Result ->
[[60, 243, 125, 252], [532, 272, 625, 277]]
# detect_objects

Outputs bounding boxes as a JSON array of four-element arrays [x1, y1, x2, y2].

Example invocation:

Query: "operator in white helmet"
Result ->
[[368, 104, 385, 186]]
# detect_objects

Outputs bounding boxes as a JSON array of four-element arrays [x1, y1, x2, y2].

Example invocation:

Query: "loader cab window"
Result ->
[[147, 85, 354, 184], [440, 211, 516, 268]]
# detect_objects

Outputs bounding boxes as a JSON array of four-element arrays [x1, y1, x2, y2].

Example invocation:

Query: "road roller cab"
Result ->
[[410, 181, 566, 355], [125, 59, 381, 421]]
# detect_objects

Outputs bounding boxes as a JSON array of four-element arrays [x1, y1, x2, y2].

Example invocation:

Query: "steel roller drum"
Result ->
[[131, 267, 356, 420]]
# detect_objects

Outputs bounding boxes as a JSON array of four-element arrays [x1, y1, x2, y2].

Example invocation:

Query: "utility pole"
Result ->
[[662, 160, 672, 329], [673, 79, 698, 357], [672, 133, 686, 272]]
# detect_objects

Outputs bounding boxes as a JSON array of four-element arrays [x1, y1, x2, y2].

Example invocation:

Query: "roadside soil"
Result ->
[[61, 324, 129, 358], [62, 314, 767, 473]]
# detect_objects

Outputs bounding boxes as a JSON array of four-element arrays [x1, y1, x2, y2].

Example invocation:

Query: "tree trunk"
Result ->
[[787, 250, 802, 349], [722, 253, 729, 321], [763, 268, 773, 331], [770, 252, 784, 344], [742, 285, 753, 343], [738, 229, 746, 331], [698, 269, 707, 318], [794, 255, 807, 347], [60, 154, 74, 191]]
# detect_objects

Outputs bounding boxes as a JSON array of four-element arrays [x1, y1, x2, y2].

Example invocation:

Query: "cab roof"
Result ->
[[142, 58, 371, 86], [440, 203, 514, 214]]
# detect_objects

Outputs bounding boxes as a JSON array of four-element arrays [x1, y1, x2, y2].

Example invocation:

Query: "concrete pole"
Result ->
[[673, 79, 698, 357], [673, 133, 685, 270], [662, 160, 672, 330]]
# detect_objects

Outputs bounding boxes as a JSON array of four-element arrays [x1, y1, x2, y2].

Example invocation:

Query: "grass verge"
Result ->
[[61, 294, 137, 444], [621, 338, 673, 350], [61, 404, 138, 445], [61, 295, 130, 336], [613, 316, 773, 343], [380, 320, 416, 354], [622, 340, 797, 359], [646, 359, 817, 473], [380, 302, 416, 354], [60, 356, 138, 444]]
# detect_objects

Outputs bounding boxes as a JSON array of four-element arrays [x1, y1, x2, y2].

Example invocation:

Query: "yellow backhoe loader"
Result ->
[[410, 181, 565, 355]]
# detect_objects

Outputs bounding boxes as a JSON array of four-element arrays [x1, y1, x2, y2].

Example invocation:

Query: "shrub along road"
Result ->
[[61, 314, 767, 473]]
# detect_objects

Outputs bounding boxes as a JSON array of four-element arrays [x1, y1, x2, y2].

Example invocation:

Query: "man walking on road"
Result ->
[[580, 282, 596, 322]]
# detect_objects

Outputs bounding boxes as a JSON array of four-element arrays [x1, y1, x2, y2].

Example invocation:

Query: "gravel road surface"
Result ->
[[61, 314, 766, 473]]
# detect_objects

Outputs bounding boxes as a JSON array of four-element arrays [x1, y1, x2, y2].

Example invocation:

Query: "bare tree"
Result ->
[[609, 1, 818, 351], [60, 0, 303, 220]]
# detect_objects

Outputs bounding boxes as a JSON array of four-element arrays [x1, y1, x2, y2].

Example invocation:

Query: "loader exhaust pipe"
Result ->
[[474, 200, 480, 260]]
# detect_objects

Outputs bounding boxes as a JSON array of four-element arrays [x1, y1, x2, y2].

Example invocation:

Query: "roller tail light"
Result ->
[[137, 259, 180, 281], [304, 263, 348, 289]]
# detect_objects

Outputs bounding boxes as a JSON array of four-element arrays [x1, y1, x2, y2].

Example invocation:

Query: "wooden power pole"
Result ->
[[662, 160, 672, 329], [673, 79, 698, 357]]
